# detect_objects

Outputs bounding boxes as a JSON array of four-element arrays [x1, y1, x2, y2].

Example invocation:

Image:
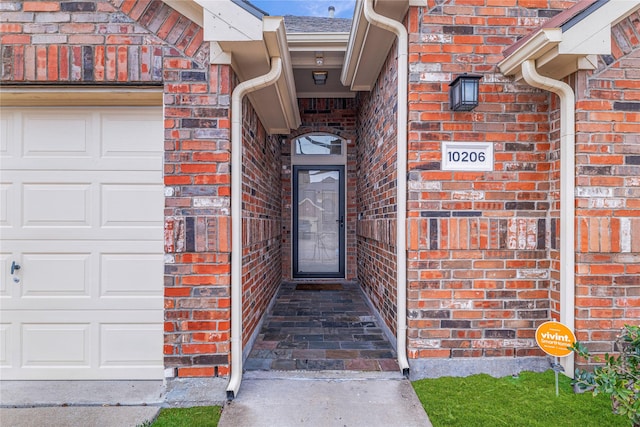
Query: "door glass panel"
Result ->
[[296, 169, 340, 274], [294, 134, 342, 155]]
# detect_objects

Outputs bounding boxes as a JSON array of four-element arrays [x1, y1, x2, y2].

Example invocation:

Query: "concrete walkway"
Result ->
[[218, 371, 432, 427], [0, 378, 227, 427], [0, 380, 164, 427], [1, 372, 431, 427]]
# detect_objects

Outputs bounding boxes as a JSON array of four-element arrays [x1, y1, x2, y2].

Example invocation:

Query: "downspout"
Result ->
[[227, 57, 283, 399], [363, 0, 410, 377], [521, 59, 575, 376]]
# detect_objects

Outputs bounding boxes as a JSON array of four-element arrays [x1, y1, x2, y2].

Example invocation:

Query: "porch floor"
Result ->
[[244, 281, 399, 371]]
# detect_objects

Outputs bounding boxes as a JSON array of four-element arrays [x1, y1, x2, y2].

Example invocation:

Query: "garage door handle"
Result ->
[[11, 261, 21, 275]]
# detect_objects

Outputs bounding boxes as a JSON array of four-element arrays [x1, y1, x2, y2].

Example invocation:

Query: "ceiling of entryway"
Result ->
[[163, 0, 408, 132]]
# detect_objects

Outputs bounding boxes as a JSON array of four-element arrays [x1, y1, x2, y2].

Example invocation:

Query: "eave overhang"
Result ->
[[341, 0, 409, 91], [164, 0, 300, 134], [499, 0, 640, 81], [288, 32, 352, 98]]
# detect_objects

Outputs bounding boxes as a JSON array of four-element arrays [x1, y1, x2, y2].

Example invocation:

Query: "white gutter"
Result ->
[[363, 0, 410, 377], [521, 59, 575, 377], [227, 56, 283, 399]]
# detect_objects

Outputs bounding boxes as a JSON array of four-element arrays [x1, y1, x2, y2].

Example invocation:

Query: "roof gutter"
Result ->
[[227, 56, 283, 400], [520, 60, 575, 377], [363, 0, 410, 378]]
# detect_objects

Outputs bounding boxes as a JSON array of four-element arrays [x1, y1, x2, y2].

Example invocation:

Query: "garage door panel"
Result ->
[[101, 111, 163, 159], [23, 183, 92, 228], [2, 312, 163, 379], [3, 107, 162, 171], [0, 111, 14, 158], [102, 184, 163, 228], [0, 324, 10, 366], [0, 183, 12, 228], [101, 253, 163, 297], [2, 241, 162, 310], [100, 323, 163, 367], [1, 171, 162, 240], [22, 323, 91, 367], [23, 112, 93, 158], [1, 105, 163, 380], [21, 253, 91, 297], [1, 253, 12, 297]]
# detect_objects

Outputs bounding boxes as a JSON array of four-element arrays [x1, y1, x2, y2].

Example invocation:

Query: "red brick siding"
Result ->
[[574, 10, 640, 361], [402, 2, 580, 360], [356, 48, 400, 334], [1, 0, 236, 378], [241, 97, 283, 345], [282, 98, 358, 280]]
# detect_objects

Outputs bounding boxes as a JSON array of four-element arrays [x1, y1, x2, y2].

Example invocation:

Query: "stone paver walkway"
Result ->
[[244, 281, 399, 371]]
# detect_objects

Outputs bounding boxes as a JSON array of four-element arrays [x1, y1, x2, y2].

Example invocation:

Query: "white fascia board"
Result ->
[[341, 0, 409, 90], [559, 1, 640, 55], [198, 0, 262, 42], [210, 41, 232, 65], [263, 16, 301, 130], [341, 0, 367, 86], [498, 29, 562, 76], [162, 0, 203, 26]]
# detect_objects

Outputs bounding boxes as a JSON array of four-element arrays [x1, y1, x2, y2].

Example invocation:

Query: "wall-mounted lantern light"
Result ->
[[449, 74, 482, 111], [312, 70, 328, 85]]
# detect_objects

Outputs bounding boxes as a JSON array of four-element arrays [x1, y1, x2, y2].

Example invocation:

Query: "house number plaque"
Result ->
[[441, 141, 493, 171]]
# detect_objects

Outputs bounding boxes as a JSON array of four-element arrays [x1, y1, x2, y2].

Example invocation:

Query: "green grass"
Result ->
[[149, 406, 222, 427], [412, 370, 629, 427]]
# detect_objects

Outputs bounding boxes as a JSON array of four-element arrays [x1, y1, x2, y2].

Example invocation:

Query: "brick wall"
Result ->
[[282, 98, 358, 281], [574, 10, 640, 362], [241, 99, 283, 345], [402, 1, 579, 364], [356, 49, 400, 334], [0, 0, 240, 378]]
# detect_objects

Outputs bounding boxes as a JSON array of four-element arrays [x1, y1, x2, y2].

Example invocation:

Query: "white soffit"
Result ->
[[500, 1, 640, 81], [342, 0, 409, 91], [199, 0, 263, 41], [176, 0, 299, 134]]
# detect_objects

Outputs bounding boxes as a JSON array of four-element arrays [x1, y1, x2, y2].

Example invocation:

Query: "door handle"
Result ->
[[11, 261, 21, 275], [337, 216, 344, 228]]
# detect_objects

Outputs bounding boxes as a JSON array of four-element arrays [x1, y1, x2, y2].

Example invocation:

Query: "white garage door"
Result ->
[[0, 106, 164, 380]]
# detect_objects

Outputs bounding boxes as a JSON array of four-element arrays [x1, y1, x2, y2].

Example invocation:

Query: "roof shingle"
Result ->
[[283, 15, 352, 33]]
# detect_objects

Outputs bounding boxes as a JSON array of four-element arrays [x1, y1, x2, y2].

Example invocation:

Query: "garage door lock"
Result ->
[[11, 261, 21, 274], [11, 261, 21, 283]]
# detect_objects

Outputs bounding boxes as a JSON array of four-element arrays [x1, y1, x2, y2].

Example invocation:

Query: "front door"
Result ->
[[293, 166, 345, 278]]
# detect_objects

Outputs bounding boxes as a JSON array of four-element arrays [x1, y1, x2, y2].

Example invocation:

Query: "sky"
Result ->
[[250, 0, 356, 19]]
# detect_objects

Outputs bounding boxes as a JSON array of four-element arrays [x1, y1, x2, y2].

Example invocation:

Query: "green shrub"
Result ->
[[571, 324, 640, 426]]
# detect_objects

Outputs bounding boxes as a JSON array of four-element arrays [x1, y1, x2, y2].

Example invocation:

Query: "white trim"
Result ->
[[0, 86, 163, 106], [227, 57, 283, 400], [200, 0, 263, 42], [162, 0, 203, 26], [363, 0, 410, 377], [342, 0, 409, 91], [521, 59, 575, 378], [499, 2, 640, 81], [498, 29, 562, 78]]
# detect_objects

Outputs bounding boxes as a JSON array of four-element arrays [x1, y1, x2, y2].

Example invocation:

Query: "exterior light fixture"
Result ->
[[449, 74, 482, 111], [312, 70, 328, 85]]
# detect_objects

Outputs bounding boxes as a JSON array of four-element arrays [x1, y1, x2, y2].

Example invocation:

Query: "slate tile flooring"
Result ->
[[244, 281, 399, 372]]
